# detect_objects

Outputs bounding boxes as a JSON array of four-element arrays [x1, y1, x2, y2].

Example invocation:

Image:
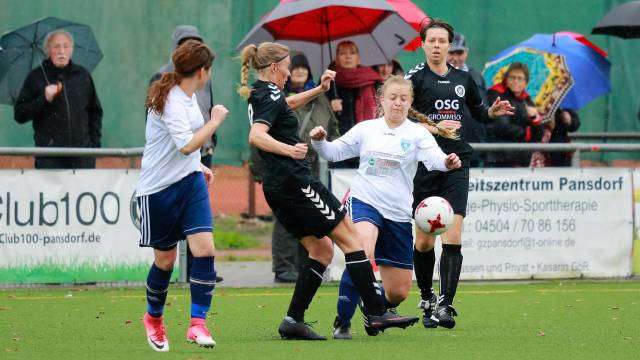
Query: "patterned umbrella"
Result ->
[[488, 33, 610, 110], [483, 47, 574, 122]]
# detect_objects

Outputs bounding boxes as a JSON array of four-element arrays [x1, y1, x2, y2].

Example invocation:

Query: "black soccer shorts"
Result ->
[[263, 180, 346, 239], [413, 162, 470, 217]]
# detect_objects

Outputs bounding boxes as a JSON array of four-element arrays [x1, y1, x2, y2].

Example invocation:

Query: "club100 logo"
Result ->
[[0, 191, 123, 227]]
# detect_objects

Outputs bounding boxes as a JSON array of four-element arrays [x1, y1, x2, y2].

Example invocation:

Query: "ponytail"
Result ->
[[146, 72, 180, 115], [238, 44, 258, 99], [237, 42, 290, 99]]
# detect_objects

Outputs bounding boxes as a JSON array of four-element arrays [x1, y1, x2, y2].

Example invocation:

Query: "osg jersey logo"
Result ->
[[455, 85, 465, 98], [434, 99, 460, 110]]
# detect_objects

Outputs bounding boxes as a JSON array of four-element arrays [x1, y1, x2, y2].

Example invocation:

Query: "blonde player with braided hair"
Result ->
[[311, 75, 461, 339], [238, 42, 419, 340]]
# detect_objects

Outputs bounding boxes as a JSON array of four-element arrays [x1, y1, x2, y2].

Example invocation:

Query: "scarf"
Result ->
[[333, 65, 382, 122]]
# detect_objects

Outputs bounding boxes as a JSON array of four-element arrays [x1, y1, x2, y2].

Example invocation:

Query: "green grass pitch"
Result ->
[[1, 281, 639, 359]]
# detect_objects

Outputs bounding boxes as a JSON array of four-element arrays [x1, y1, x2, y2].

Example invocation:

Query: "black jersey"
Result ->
[[248, 80, 312, 189], [405, 63, 490, 156]]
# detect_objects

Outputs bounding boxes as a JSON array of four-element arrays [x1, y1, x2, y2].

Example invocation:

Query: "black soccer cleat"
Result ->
[[278, 317, 327, 340], [417, 293, 439, 328], [332, 316, 352, 340], [361, 311, 380, 336], [434, 305, 458, 329], [367, 309, 419, 333], [357, 300, 380, 336]]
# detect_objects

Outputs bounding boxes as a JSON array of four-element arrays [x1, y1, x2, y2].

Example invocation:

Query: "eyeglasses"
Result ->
[[507, 75, 527, 82]]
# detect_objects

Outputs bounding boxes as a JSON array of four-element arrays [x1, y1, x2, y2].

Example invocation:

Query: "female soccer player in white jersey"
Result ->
[[310, 75, 461, 339], [136, 40, 228, 352], [238, 42, 418, 340]]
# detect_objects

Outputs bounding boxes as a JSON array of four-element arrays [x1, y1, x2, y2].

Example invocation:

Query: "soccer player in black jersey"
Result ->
[[238, 42, 418, 340], [405, 19, 514, 329]]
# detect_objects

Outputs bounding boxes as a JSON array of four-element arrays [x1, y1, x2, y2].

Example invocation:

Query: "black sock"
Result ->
[[286, 258, 326, 322], [344, 250, 385, 316], [439, 244, 463, 306], [414, 247, 436, 301]]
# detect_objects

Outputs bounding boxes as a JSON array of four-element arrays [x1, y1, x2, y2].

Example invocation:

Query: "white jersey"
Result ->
[[136, 86, 203, 196], [312, 118, 448, 222]]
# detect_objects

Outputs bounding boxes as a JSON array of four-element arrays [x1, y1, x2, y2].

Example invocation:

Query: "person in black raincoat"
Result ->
[[14, 30, 102, 169]]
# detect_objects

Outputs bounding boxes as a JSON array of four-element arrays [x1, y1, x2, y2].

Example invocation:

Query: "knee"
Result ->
[[154, 254, 177, 271], [386, 286, 410, 304], [415, 234, 435, 252], [308, 239, 334, 266], [443, 228, 462, 245]]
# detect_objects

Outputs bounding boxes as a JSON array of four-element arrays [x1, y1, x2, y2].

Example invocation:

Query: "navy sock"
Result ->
[[336, 270, 360, 326], [440, 245, 463, 306], [287, 258, 326, 322], [414, 247, 436, 301], [146, 263, 173, 318], [344, 250, 385, 316], [190, 256, 216, 319]]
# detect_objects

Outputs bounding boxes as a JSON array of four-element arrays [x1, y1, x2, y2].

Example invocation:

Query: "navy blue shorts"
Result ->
[[137, 172, 213, 250], [347, 197, 413, 270]]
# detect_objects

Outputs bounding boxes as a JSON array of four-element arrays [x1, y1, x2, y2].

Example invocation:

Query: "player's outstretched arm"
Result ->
[[286, 70, 336, 110], [249, 123, 307, 160], [180, 105, 228, 155], [310, 126, 360, 162]]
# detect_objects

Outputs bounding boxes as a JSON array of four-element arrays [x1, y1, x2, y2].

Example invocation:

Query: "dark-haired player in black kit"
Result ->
[[405, 19, 514, 329], [238, 41, 418, 340]]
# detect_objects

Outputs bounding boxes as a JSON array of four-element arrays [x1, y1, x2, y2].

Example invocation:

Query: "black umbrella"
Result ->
[[592, 0, 640, 39], [0, 16, 103, 105]]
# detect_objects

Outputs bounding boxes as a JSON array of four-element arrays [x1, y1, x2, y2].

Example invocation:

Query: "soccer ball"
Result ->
[[414, 196, 454, 235]]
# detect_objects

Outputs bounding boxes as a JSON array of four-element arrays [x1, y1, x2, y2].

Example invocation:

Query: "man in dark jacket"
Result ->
[[14, 30, 102, 169], [447, 32, 487, 167], [148, 25, 217, 167]]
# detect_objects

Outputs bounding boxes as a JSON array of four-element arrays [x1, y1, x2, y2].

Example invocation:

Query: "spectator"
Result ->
[[485, 62, 543, 167], [328, 41, 382, 168], [149, 25, 217, 168], [250, 53, 340, 282], [372, 59, 403, 81], [14, 30, 102, 169], [544, 109, 581, 167], [447, 32, 487, 167]]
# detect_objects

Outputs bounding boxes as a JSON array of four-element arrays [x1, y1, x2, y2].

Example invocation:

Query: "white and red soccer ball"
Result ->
[[414, 196, 454, 235]]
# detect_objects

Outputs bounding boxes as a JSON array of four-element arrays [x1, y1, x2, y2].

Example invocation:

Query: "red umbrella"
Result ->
[[386, 0, 428, 51], [556, 31, 608, 58], [238, 0, 418, 77]]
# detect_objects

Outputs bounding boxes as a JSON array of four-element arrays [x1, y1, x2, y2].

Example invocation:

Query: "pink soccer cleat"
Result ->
[[143, 313, 169, 352], [186, 317, 216, 347]]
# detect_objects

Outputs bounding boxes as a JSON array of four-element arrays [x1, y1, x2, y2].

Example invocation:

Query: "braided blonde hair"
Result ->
[[237, 42, 290, 99], [376, 75, 458, 139]]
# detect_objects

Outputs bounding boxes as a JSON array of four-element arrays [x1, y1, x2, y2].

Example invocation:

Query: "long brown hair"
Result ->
[[237, 42, 290, 99], [146, 40, 215, 115], [376, 76, 457, 139]]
